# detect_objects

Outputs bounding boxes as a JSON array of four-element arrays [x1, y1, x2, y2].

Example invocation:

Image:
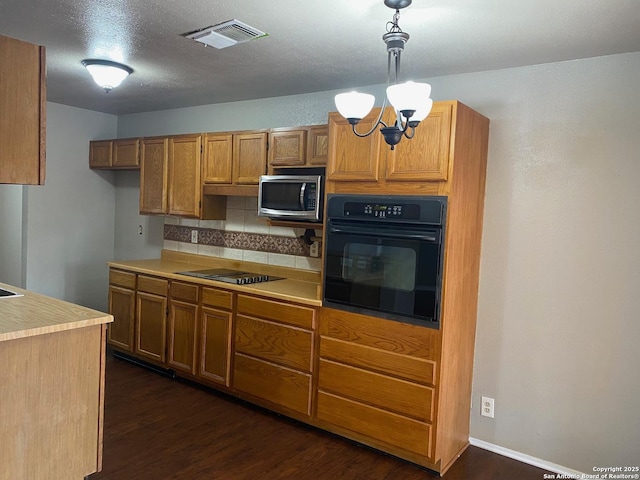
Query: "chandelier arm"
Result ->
[[350, 94, 389, 137]]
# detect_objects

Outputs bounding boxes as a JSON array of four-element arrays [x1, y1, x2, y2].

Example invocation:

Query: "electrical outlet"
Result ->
[[481, 396, 495, 418], [191, 229, 198, 244], [309, 242, 320, 258], [138, 225, 143, 235]]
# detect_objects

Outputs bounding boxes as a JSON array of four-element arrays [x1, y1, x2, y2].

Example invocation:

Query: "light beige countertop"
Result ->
[[0, 283, 113, 342], [108, 250, 323, 306]]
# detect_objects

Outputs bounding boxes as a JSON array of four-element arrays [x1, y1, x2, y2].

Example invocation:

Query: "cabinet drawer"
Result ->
[[137, 275, 168, 296], [317, 391, 432, 458], [318, 359, 433, 422], [202, 287, 233, 310], [320, 307, 439, 361], [235, 315, 313, 372], [234, 353, 311, 416], [320, 336, 436, 386], [109, 269, 136, 289], [170, 281, 199, 303], [237, 294, 315, 329]]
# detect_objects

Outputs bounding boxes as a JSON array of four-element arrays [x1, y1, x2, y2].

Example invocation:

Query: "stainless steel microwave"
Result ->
[[258, 175, 323, 222]]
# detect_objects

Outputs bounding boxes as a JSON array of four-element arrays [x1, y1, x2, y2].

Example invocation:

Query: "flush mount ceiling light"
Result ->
[[184, 19, 268, 49], [81, 59, 133, 93], [335, 0, 433, 150]]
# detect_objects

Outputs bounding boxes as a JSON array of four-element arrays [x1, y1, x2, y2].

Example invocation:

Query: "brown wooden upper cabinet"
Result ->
[[89, 138, 140, 169], [140, 134, 226, 219], [203, 130, 268, 188], [268, 125, 328, 169], [0, 34, 46, 185], [327, 101, 463, 195]]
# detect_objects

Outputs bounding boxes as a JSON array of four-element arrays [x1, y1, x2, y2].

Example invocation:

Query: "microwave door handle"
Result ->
[[329, 226, 438, 243], [299, 183, 306, 210]]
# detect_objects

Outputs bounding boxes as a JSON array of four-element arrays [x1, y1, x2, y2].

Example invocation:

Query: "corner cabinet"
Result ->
[[90, 138, 140, 169], [140, 134, 226, 219], [0, 34, 46, 185]]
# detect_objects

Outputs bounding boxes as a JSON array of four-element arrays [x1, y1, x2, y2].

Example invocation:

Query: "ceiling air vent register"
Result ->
[[184, 19, 268, 49]]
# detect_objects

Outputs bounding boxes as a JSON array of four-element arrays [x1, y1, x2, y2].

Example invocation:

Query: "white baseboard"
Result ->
[[469, 437, 586, 477]]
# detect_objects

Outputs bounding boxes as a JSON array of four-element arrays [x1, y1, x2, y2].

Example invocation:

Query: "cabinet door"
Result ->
[[0, 35, 46, 185], [384, 102, 453, 182], [199, 307, 232, 385], [113, 138, 140, 169], [107, 285, 135, 352], [89, 140, 113, 169], [135, 291, 167, 364], [168, 300, 198, 375], [140, 137, 168, 214], [307, 125, 329, 166], [168, 134, 202, 217], [232, 132, 267, 184], [203, 134, 233, 183], [326, 110, 384, 182], [268, 129, 306, 166]]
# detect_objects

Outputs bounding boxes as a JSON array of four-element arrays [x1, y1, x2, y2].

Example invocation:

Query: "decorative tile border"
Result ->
[[164, 224, 311, 257]]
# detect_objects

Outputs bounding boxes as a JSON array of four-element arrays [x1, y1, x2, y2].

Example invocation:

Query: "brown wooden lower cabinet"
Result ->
[[167, 281, 200, 375], [233, 353, 312, 416], [106, 267, 464, 472], [107, 285, 135, 352], [199, 306, 232, 385], [135, 291, 167, 364], [197, 286, 234, 386], [316, 390, 433, 458]]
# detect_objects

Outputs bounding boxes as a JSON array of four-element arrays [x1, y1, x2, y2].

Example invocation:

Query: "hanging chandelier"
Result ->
[[334, 0, 432, 150]]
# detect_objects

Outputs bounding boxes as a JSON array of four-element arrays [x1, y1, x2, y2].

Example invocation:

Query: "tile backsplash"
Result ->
[[163, 196, 322, 272]]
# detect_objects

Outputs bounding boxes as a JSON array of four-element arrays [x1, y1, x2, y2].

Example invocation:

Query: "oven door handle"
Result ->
[[328, 226, 438, 243]]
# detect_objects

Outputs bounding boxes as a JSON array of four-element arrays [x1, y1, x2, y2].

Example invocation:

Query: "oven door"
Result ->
[[323, 220, 444, 327]]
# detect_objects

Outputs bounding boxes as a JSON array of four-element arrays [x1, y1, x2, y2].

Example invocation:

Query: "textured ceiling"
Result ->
[[1, 0, 640, 115]]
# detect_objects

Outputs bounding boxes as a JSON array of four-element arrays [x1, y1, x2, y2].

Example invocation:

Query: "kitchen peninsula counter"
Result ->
[[0, 283, 112, 480], [108, 250, 322, 306]]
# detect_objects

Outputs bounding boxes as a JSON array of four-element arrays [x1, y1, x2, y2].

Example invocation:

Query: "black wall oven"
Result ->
[[323, 194, 447, 328]]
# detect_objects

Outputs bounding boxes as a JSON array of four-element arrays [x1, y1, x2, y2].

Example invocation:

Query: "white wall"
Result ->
[[23, 102, 117, 311], [0, 185, 25, 287], [113, 51, 640, 472]]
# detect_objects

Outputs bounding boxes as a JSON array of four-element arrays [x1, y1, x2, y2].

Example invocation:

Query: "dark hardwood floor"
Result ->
[[90, 353, 549, 480]]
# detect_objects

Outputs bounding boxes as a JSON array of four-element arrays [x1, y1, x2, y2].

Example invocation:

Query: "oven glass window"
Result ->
[[342, 243, 416, 292]]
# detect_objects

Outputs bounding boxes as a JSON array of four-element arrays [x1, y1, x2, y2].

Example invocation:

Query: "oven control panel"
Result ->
[[344, 201, 420, 220]]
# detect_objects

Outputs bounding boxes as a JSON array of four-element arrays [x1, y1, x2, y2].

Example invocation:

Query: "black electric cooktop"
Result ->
[[176, 268, 284, 285]]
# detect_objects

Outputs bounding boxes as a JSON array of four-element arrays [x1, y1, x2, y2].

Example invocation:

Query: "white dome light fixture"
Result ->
[[82, 59, 133, 93], [334, 0, 433, 150]]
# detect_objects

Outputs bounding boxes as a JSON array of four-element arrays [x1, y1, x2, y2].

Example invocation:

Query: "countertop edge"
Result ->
[[0, 314, 113, 343]]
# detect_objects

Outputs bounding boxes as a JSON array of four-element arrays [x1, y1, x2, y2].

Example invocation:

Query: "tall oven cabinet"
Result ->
[[320, 100, 490, 474]]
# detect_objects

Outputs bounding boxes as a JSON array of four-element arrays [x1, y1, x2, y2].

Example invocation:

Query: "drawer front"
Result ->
[[320, 336, 436, 386], [109, 269, 136, 289], [201, 287, 233, 310], [317, 391, 432, 458], [235, 315, 313, 372], [318, 359, 434, 422], [320, 307, 439, 361], [233, 353, 311, 416], [137, 275, 168, 296], [237, 294, 314, 329], [170, 281, 199, 303]]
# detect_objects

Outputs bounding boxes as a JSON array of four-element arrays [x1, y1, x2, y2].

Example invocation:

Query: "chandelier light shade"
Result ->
[[81, 59, 133, 93], [334, 0, 432, 149], [334, 92, 376, 123]]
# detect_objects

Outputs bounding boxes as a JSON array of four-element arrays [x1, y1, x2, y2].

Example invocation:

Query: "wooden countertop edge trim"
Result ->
[[0, 315, 113, 343]]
